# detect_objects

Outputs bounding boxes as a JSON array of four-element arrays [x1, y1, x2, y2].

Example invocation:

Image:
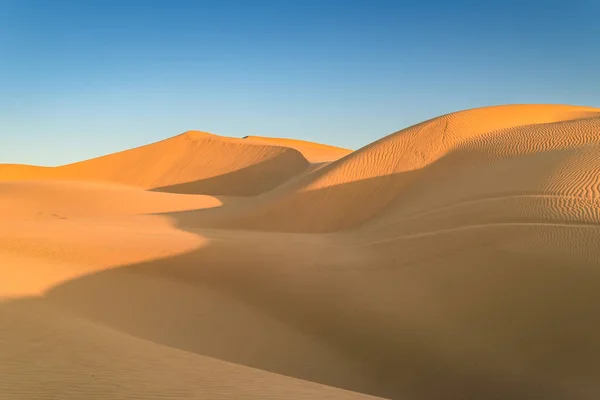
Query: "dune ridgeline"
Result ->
[[1, 104, 600, 400]]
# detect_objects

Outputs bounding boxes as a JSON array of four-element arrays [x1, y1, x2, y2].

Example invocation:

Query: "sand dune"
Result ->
[[0, 180, 224, 221], [0, 297, 377, 400], [0, 131, 335, 196], [2, 104, 600, 399], [195, 104, 600, 232], [243, 135, 352, 162]]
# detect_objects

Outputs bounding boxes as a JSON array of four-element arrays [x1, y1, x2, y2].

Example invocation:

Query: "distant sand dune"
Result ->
[[0, 131, 335, 196], [2, 104, 600, 399], [243, 135, 352, 162]]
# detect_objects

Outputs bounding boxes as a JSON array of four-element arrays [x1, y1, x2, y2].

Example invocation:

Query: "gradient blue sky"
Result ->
[[1, 0, 599, 166]]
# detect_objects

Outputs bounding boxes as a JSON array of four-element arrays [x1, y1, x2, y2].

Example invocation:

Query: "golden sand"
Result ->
[[2, 105, 600, 399]]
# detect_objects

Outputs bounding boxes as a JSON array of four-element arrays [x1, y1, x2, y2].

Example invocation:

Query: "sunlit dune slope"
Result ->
[[0, 131, 311, 196], [244, 135, 352, 162], [0, 214, 383, 399], [3, 104, 600, 400], [203, 104, 600, 232], [0, 180, 223, 221], [0, 164, 52, 180]]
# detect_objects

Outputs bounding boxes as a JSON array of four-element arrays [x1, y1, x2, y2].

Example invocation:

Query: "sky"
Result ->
[[1, 0, 599, 166]]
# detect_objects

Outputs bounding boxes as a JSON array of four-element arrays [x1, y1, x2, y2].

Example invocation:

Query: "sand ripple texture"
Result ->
[[1, 104, 600, 399]]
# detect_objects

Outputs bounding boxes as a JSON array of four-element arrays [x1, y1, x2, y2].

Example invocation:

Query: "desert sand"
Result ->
[[1, 104, 600, 399]]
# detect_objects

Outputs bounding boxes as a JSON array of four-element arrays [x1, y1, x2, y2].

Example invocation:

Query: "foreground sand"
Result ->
[[1, 104, 600, 399]]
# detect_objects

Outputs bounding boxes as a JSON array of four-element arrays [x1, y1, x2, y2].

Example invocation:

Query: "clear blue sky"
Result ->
[[1, 0, 599, 166]]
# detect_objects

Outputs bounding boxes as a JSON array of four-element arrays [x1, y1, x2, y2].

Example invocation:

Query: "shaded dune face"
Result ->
[[201, 104, 600, 232], [0, 131, 313, 196], [2, 104, 600, 400], [242, 135, 353, 163]]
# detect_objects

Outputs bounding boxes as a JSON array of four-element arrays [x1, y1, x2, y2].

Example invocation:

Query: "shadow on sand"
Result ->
[[2, 168, 600, 399], [151, 152, 309, 196]]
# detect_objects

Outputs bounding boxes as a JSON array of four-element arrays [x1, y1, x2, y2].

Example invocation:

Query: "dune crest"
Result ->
[[0, 130, 349, 195], [201, 104, 600, 232], [2, 104, 600, 399], [243, 135, 352, 163]]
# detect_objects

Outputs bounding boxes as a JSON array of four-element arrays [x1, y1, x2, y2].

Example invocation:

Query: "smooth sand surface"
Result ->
[[2, 105, 600, 399], [0, 131, 314, 196], [243, 135, 352, 162]]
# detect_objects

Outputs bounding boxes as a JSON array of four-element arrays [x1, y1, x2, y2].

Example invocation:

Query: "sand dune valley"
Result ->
[[2, 104, 600, 400]]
